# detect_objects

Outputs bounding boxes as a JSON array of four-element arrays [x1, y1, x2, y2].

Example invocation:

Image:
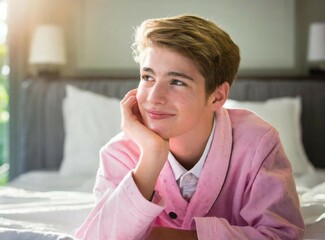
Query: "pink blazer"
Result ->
[[75, 108, 304, 240]]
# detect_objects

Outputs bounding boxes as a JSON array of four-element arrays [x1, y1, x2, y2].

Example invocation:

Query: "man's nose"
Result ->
[[147, 82, 167, 105]]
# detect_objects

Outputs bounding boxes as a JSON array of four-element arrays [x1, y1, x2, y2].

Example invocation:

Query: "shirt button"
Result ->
[[169, 212, 177, 219]]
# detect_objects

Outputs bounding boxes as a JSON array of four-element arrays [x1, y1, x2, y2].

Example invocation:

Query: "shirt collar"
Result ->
[[169, 117, 216, 181]]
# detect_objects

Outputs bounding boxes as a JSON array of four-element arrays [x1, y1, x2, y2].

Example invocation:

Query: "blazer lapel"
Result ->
[[183, 108, 233, 228], [155, 161, 189, 226]]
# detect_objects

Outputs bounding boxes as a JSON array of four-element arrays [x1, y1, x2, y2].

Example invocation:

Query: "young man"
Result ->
[[75, 15, 304, 240]]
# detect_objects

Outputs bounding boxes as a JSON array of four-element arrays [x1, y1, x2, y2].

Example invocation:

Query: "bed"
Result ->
[[1, 76, 325, 239]]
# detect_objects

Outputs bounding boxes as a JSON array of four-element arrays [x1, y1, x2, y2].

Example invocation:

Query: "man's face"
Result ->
[[136, 46, 216, 140]]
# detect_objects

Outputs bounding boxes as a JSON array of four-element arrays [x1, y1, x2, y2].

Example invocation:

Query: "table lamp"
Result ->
[[29, 24, 66, 76], [307, 22, 325, 75]]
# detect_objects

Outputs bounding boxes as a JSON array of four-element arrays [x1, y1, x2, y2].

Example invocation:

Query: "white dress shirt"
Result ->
[[168, 119, 216, 201]]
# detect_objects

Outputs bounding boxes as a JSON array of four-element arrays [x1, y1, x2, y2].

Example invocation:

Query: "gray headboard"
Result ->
[[11, 77, 325, 180]]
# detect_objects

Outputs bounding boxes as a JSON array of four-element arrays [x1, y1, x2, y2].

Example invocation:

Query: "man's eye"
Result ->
[[141, 75, 153, 81], [171, 80, 186, 86]]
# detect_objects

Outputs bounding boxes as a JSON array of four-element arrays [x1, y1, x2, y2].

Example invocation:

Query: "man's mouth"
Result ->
[[146, 110, 175, 120]]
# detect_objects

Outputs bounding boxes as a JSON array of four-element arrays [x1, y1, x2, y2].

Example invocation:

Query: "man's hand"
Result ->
[[120, 89, 169, 200], [121, 89, 168, 150], [147, 227, 198, 240]]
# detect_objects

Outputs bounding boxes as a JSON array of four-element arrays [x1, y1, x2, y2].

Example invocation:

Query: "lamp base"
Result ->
[[37, 69, 60, 78], [30, 64, 62, 78], [309, 68, 325, 76]]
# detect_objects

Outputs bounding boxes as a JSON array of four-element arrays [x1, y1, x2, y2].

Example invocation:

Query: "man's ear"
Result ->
[[210, 82, 230, 110]]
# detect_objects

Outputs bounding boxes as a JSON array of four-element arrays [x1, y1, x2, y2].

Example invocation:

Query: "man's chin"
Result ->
[[149, 126, 170, 140]]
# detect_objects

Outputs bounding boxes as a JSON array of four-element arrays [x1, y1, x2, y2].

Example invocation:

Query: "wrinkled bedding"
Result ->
[[0, 179, 95, 240], [299, 181, 325, 239], [0, 170, 324, 239]]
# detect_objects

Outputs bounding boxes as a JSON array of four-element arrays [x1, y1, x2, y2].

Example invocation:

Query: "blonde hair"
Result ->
[[132, 15, 240, 96]]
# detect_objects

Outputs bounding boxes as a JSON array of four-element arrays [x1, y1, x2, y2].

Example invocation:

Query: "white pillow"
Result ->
[[224, 97, 314, 176], [60, 85, 121, 176]]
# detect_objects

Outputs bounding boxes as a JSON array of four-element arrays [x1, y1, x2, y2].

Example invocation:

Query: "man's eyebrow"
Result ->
[[141, 67, 154, 74], [141, 67, 194, 81], [168, 72, 194, 81]]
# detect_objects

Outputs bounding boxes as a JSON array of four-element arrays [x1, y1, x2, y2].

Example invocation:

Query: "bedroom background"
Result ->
[[5, 0, 325, 179], [0, 1, 324, 239]]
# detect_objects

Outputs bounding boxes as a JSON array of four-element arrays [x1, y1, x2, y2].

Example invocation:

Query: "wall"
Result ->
[[14, 0, 325, 78], [73, 0, 295, 77]]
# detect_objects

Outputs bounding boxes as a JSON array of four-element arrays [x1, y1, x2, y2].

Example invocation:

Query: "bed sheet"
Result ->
[[0, 186, 94, 239], [8, 171, 96, 193], [2, 170, 325, 239], [299, 180, 325, 239]]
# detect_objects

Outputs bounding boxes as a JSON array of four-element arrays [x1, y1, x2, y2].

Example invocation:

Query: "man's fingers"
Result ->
[[120, 89, 137, 104]]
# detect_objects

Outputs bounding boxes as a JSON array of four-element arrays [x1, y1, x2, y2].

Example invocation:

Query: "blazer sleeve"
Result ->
[[74, 142, 164, 240], [194, 128, 305, 240]]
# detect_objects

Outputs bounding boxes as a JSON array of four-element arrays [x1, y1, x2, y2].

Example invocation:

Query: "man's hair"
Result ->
[[132, 15, 241, 96]]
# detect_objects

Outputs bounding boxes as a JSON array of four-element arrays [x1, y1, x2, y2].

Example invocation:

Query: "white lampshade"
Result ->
[[307, 22, 325, 62], [29, 24, 66, 65]]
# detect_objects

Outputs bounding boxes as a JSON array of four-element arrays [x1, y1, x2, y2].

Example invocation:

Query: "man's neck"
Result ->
[[169, 117, 215, 170]]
